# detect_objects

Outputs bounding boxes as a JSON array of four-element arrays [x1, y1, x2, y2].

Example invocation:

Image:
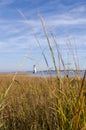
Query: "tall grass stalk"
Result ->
[[18, 10, 50, 71], [51, 33, 66, 72], [34, 35, 50, 70], [39, 15, 61, 79], [66, 37, 79, 77], [73, 70, 86, 130], [0, 52, 29, 108]]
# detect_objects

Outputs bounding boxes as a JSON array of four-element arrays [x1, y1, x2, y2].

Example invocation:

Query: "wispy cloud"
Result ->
[[0, 0, 86, 70], [0, 12, 86, 53], [0, 0, 15, 6]]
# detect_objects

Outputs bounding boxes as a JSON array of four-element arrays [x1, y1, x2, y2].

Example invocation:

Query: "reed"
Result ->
[[0, 74, 86, 130], [0, 14, 85, 130], [39, 15, 59, 77]]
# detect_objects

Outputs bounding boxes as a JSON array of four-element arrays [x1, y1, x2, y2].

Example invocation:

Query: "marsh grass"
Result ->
[[0, 73, 86, 130], [0, 13, 86, 130]]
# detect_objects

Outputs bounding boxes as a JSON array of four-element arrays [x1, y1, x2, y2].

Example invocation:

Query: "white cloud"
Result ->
[[0, 16, 86, 54], [0, 2, 86, 53], [0, 0, 15, 6], [69, 4, 86, 14]]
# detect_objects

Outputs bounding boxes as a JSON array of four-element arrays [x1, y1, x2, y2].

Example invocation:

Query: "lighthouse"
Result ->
[[33, 65, 37, 73]]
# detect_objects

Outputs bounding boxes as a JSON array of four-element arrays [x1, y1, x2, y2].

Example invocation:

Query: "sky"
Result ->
[[0, 0, 86, 72]]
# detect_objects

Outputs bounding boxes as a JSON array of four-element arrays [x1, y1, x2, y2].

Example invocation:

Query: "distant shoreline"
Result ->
[[0, 70, 85, 77], [0, 69, 85, 73]]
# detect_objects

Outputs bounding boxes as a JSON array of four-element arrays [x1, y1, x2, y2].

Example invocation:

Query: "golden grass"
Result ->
[[0, 13, 86, 130], [0, 74, 86, 130]]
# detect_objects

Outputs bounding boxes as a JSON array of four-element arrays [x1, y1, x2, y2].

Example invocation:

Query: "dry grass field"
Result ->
[[0, 73, 86, 130], [0, 14, 86, 130]]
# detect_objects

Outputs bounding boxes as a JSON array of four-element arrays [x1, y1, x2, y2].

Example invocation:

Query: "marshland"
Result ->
[[0, 71, 86, 130], [0, 2, 86, 130], [0, 16, 86, 129]]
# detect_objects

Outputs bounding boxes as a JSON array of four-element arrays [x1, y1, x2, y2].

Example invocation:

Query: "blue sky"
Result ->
[[0, 0, 86, 72]]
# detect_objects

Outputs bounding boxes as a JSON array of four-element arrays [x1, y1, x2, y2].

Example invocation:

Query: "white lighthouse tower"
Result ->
[[33, 65, 37, 73]]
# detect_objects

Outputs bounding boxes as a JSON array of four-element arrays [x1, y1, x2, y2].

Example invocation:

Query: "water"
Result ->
[[27, 70, 85, 77], [0, 70, 85, 78]]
